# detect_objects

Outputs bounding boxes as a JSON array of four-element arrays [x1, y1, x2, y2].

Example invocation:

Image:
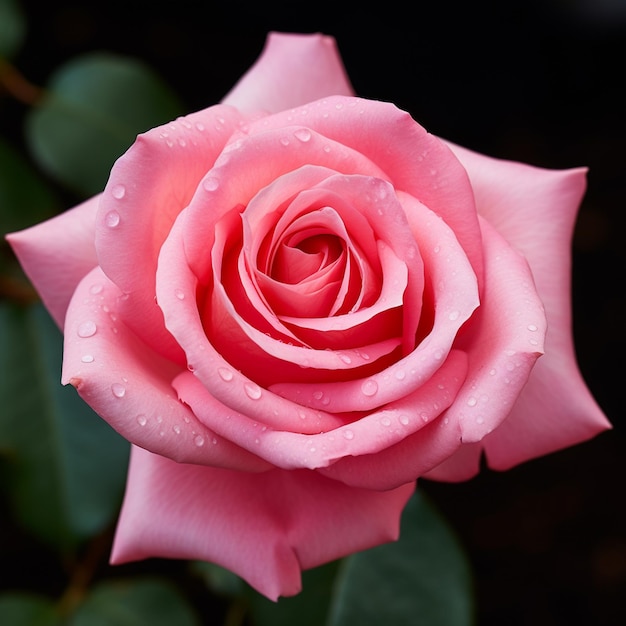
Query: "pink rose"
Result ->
[[7, 32, 609, 599]]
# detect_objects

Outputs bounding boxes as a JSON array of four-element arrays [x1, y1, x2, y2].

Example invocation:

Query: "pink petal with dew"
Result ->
[[447, 144, 610, 467], [222, 32, 354, 115], [6, 195, 100, 328], [249, 96, 484, 287], [111, 446, 414, 600], [445, 217, 547, 443], [95, 105, 244, 363], [174, 350, 467, 483], [62, 266, 269, 472]]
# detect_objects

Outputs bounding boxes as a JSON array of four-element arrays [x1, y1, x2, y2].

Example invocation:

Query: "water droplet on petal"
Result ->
[[89, 283, 103, 295], [194, 435, 205, 447], [218, 367, 233, 382], [244, 382, 262, 400], [361, 379, 378, 396], [136, 414, 147, 426], [111, 383, 126, 398], [174, 289, 185, 300], [527, 324, 538, 332], [380, 416, 391, 427], [173, 424, 181, 434], [394, 369, 406, 380], [203, 177, 219, 192], [339, 353, 352, 364], [77, 321, 97, 338], [448, 310, 460, 321], [105, 210, 120, 228], [294, 128, 312, 142], [343, 429, 354, 440], [81, 355, 94, 363], [399, 415, 410, 426], [111, 184, 126, 199], [279, 136, 290, 146], [467, 396, 477, 407]]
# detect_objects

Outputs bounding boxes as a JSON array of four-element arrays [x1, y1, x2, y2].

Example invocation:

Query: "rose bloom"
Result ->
[[8, 33, 610, 599]]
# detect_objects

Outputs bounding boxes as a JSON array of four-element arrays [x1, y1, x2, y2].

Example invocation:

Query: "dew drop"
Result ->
[[433, 349, 444, 361], [527, 324, 538, 332], [111, 383, 126, 398], [174, 289, 185, 300], [203, 177, 219, 192], [294, 128, 312, 142], [81, 354, 94, 363], [489, 368, 497, 376], [399, 414, 410, 426], [111, 184, 126, 199], [343, 429, 354, 440], [394, 369, 406, 380], [194, 435, 205, 447], [136, 414, 147, 426], [313, 390, 324, 400], [173, 424, 181, 435], [448, 310, 460, 321], [89, 283, 103, 295], [77, 321, 97, 338], [467, 396, 478, 407], [420, 412, 430, 423], [361, 379, 378, 396], [339, 353, 352, 365], [218, 367, 234, 382], [529, 338, 539, 346], [244, 382, 262, 400], [105, 210, 120, 228], [279, 136, 290, 146], [476, 416, 485, 425], [380, 416, 391, 427]]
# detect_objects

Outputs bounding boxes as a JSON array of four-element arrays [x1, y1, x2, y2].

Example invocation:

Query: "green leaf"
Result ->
[[0, 136, 59, 235], [191, 561, 246, 598], [327, 490, 475, 626], [0, 0, 26, 58], [25, 52, 184, 197], [248, 561, 340, 626], [66, 578, 200, 626], [0, 302, 130, 549], [0, 592, 61, 626]]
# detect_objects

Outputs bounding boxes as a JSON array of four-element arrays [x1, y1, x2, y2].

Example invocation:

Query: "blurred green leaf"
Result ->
[[0, 302, 130, 549], [0, 0, 26, 58], [0, 136, 59, 235], [191, 561, 246, 598], [26, 52, 184, 197], [0, 591, 61, 626], [327, 490, 475, 626], [67, 578, 200, 626], [247, 561, 340, 626]]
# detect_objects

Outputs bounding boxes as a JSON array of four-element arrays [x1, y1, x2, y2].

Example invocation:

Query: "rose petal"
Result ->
[[6, 195, 100, 327], [222, 32, 354, 115], [174, 350, 467, 480], [248, 96, 484, 287], [96, 105, 244, 363], [447, 145, 610, 468], [62, 266, 269, 472], [445, 217, 547, 443], [111, 445, 414, 600]]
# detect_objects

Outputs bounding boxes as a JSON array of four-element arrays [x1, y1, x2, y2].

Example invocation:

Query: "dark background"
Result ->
[[3, 0, 626, 624]]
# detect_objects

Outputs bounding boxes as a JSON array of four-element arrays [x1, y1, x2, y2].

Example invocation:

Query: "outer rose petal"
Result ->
[[62, 266, 269, 472], [96, 105, 244, 363], [443, 144, 610, 471], [112, 445, 414, 600], [222, 32, 354, 114], [6, 195, 100, 328]]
